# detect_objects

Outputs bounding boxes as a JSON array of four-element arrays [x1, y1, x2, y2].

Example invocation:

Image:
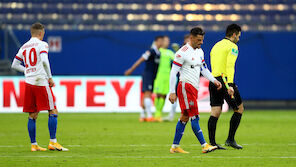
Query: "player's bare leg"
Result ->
[[226, 103, 244, 149], [170, 113, 189, 153], [48, 109, 69, 151], [28, 112, 47, 151], [141, 91, 154, 122], [208, 106, 226, 149], [154, 94, 166, 122]]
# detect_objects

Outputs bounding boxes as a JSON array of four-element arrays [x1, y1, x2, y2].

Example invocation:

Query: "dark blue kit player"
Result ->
[[125, 36, 163, 122]]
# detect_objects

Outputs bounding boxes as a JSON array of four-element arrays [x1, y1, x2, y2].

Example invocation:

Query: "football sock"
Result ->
[[144, 98, 152, 118], [227, 112, 242, 141], [28, 117, 36, 144], [50, 139, 57, 143], [208, 116, 218, 145], [191, 116, 206, 145], [173, 120, 187, 145], [140, 110, 145, 119], [169, 101, 177, 118], [154, 97, 165, 118], [48, 114, 58, 140]]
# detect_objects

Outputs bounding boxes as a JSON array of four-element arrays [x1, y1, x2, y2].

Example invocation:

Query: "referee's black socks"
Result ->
[[227, 112, 242, 141], [208, 116, 219, 145]]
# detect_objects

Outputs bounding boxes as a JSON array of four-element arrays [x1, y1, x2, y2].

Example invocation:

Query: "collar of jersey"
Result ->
[[152, 44, 160, 55]]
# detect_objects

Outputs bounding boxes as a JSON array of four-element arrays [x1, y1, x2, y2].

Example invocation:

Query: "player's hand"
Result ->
[[169, 93, 177, 104], [228, 86, 234, 96], [124, 68, 133, 76], [214, 80, 222, 90], [48, 78, 55, 87]]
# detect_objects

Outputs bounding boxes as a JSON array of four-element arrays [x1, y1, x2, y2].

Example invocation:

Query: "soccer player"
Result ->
[[153, 36, 175, 121], [168, 27, 222, 153], [164, 34, 191, 122], [125, 36, 163, 122], [11, 22, 68, 151], [207, 24, 244, 149]]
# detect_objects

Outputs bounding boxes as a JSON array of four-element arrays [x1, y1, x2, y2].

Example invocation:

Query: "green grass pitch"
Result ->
[[0, 110, 295, 167]]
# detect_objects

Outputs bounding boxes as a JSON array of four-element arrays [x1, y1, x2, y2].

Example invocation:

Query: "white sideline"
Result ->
[[0, 155, 295, 159], [0, 143, 296, 148]]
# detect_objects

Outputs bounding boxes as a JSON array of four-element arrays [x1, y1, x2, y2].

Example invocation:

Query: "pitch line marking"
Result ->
[[0, 155, 295, 159], [1, 143, 296, 148]]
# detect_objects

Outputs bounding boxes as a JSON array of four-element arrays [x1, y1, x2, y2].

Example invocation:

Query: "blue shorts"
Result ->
[[142, 72, 155, 92]]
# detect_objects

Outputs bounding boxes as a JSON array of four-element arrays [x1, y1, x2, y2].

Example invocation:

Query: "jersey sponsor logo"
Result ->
[[231, 48, 238, 56], [176, 54, 181, 58], [190, 64, 199, 68], [192, 57, 194, 61]]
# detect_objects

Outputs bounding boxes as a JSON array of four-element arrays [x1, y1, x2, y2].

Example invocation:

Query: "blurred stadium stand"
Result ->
[[0, 0, 295, 108], [0, 0, 295, 31]]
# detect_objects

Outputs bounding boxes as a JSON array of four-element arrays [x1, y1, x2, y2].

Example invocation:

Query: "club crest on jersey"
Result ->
[[192, 58, 194, 61], [189, 101, 195, 106]]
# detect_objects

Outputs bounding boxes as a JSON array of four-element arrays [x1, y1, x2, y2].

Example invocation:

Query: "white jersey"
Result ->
[[15, 37, 50, 86], [172, 43, 205, 90]]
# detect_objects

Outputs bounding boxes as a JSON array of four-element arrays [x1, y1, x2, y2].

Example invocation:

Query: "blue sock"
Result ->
[[173, 120, 187, 145], [48, 114, 58, 139], [191, 116, 206, 145], [28, 118, 36, 143]]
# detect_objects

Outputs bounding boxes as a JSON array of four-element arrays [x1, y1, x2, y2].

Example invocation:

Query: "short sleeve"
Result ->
[[172, 52, 184, 67], [39, 42, 49, 55], [15, 48, 23, 62], [142, 50, 151, 60]]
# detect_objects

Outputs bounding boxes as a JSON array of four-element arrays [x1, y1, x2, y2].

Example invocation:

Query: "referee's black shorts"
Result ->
[[209, 76, 243, 110]]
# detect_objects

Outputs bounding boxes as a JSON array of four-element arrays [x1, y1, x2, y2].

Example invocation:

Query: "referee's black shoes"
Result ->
[[211, 143, 226, 150], [225, 140, 243, 149]]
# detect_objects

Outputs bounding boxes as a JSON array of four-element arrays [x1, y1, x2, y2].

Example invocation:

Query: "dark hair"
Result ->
[[154, 35, 164, 41], [190, 27, 205, 36], [30, 22, 45, 35], [226, 24, 241, 37]]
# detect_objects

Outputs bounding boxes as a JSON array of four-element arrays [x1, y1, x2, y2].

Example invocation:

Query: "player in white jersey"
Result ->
[[11, 22, 68, 152], [168, 27, 222, 154]]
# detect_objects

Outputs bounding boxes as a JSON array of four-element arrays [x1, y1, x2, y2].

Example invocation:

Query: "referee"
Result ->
[[208, 24, 244, 149]]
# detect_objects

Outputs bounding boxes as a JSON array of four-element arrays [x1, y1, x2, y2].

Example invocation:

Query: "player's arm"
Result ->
[[11, 58, 25, 73], [226, 47, 238, 84], [40, 43, 54, 87], [124, 50, 150, 76], [200, 57, 222, 90], [11, 50, 25, 73], [40, 52, 55, 87], [168, 53, 183, 104], [168, 64, 181, 104]]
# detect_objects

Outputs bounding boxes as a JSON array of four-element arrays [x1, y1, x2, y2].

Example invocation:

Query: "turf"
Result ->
[[0, 110, 295, 167]]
